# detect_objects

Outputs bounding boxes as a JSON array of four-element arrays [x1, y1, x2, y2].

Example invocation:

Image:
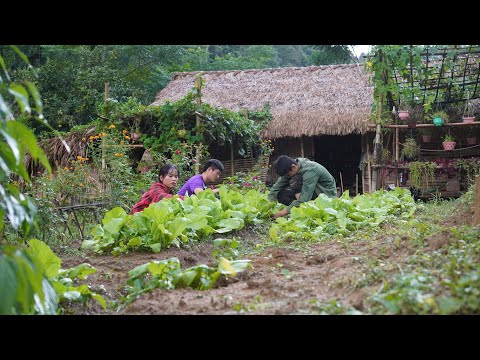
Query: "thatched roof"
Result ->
[[25, 127, 95, 176], [151, 64, 374, 139]]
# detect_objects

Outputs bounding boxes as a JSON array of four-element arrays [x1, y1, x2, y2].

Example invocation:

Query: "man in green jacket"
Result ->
[[268, 155, 337, 219]]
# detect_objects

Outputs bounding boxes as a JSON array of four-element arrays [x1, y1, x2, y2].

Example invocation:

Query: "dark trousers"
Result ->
[[277, 174, 303, 206]]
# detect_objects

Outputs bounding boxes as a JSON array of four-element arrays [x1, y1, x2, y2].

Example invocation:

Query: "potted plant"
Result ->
[[398, 109, 410, 121], [466, 127, 477, 145], [419, 127, 433, 143], [442, 133, 456, 150], [402, 136, 420, 160], [431, 110, 449, 126]]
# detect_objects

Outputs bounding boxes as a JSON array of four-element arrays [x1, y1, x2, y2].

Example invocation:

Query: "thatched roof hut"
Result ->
[[151, 64, 374, 139]]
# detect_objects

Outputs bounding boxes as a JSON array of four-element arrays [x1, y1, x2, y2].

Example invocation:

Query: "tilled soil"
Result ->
[[61, 186, 479, 315]]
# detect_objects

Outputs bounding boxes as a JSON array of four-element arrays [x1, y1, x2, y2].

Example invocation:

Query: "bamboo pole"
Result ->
[[194, 77, 202, 174], [368, 122, 480, 128]]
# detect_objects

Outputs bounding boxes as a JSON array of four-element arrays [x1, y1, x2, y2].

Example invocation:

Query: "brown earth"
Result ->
[[61, 186, 480, 315]]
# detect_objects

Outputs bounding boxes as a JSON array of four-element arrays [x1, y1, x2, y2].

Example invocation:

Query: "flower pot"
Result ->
[[467, 137, 477, 145], [433, 117, 444, 126], [442, 141, 456, 150], [422, 135, 431, 143], [398, 111, 410, 121], [446, 179, 460, 192], [130, 132, 140, 141], [462, 116, 475, 123]]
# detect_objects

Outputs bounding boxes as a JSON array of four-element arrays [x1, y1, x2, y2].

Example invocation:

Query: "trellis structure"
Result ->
[[369, 45, 480, 112], [366, 45, 480, 196]]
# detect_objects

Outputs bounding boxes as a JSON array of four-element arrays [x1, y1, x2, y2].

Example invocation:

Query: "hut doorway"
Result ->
[[313, 134, 362, 196]]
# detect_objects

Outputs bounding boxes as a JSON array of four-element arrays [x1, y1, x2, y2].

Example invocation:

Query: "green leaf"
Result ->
[[0, 56, 10, 82], [180, 268, 199, 287], [0, 128, 21, 164], [218, 257, 252, 276], [0, 93, 14, 120], [0, 258, 18, 314], [7, 121, 51, 173], [35, 278, 58, 315], [103, 207, 127, 225], [60, 263, 96, 280], [8, 83, 31, 114], [26, 239, 61, 278], [92, 294, 107, 310], [128, 262, 151, 278], [25, 82, 43, 112], [127, 236, 143, 247], [10, 46, 31, 68], [149, 243, 162, 253], [81, 239, 97, 249], [62, 291, 81, 300]]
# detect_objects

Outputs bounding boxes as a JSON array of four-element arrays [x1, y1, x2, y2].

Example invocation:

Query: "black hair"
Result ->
[[202, 159, 224, 173], [275, 155, 296, 176], [158, 163, 179, 181]]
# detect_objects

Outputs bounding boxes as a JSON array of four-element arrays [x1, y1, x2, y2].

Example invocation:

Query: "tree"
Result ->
[[310, 45, 355, 65]]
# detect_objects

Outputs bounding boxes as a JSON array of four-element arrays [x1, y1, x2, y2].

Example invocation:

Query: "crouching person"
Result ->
[[268, 155, 336, 219]]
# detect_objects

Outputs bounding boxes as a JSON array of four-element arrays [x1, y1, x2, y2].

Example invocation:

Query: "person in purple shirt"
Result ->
[[178, 159, 224, 197]]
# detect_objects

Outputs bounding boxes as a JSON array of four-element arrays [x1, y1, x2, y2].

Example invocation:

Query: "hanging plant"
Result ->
[[430, 110, 449, 126], [408, 161, 436, 189], [398, 110, 410, 121], [462, 96, 475, 123], [402, 137, 420, 160]]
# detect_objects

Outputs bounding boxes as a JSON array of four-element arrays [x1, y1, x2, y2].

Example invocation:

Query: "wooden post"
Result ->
[[102, 82, 109, 172], [371, 93, 382, 192], [230, 142, 234, 176], [356, 173, 359, 195], [339, 172, 344, 193], [300, 136, 304, 157], [395, 127, 399, 162], [368, 160, 372, 194], [194, 77, 202, 174], [367, 138, 372, 194], [101, 82, 109, 192]]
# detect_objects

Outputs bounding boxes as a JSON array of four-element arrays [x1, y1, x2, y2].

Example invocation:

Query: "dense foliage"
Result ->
[[1, 45, 355, 136]]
